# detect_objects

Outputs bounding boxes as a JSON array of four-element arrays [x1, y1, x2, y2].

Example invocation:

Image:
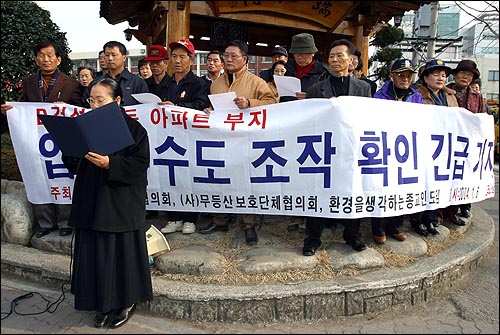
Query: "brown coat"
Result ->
[[211, 66, 278, 107], [20, 71, 83, 107], [417, 85, 458, 107]]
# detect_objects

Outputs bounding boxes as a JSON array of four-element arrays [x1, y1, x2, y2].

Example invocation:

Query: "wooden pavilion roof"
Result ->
[[99, 1, 432, 56]]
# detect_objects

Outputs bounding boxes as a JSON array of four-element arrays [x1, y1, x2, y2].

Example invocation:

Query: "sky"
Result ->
[[36, 1, 145, 53], [36, 1, 493, 55]]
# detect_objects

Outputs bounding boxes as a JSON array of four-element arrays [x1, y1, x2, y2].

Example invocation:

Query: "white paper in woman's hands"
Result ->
[[132, 93, 162, 104]]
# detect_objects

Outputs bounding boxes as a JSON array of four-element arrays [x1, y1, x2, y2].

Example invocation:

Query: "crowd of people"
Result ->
[[0, 33, 489, 328]]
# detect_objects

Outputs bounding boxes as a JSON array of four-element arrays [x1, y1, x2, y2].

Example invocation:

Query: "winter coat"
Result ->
[[417, 85, 458, 107], [85, 69, 149, 107], [374, 80, 423, 104], [21, 70, 83, 107], [446, 83, 486, 113], [62, 109, 150, 233], [305, 75, 371, 98], [210, 65, 278, 107]]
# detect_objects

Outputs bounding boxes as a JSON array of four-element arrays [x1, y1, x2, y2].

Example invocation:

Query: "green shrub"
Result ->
[[1, 133, 22, 181]]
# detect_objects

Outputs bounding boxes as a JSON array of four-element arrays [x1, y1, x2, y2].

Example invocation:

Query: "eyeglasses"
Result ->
[[393, 73, 413, 80], [457, 71, 473, 78], [87, 97, 112, 106], [223, 53, 243, 59]]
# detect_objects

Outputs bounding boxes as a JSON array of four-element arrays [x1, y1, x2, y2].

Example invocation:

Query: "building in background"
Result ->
[[394, 1, 498, 101], [69, 48, 273, 79], [398, 2, 463, 68], [462, 11, 499, 100]]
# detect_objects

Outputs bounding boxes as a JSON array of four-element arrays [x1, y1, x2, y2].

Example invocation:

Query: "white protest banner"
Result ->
[[7, 97, 496, 218]]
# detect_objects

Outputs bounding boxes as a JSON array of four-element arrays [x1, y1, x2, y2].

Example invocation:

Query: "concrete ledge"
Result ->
[[1, 206, 495, 324]]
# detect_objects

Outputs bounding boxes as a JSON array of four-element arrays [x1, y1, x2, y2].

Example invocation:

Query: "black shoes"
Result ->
[[460, 209, 471, 218], [59, 228, 73, 236], [244, 227, 258, 246], [199, 222, 229, 234], [109, 304, 136, 329], [94, 311, 111, 328], [35, 227, 55, 238], [424, 221, 439, 235], [346, 239, 367, 251], [302, 246, 317, 256], [450, 217, 467, 226], [413, 223, 429, 236], [35, 227, 73, 238]]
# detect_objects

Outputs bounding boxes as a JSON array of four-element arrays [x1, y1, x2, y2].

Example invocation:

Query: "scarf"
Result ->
[[38, 69, 60, 102], [428, 86, 448, 106], [452, 84, 468, 109], [296, 61, 316, 79], [392, 82, 410, 101]]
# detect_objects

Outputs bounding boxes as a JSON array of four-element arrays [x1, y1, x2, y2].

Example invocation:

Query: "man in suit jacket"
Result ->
[[1, 40, 83, 238], [18, 43, 83, 105], [302, 39, 372, 256]]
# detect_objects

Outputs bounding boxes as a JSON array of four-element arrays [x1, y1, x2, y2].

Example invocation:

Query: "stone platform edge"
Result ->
[[1, 206, 495, 324]]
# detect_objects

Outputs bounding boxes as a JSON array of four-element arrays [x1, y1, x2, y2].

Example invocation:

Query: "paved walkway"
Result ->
[[1, 272, 498, 334], [2, 164, 498, 333], [2, 204, 496, 331]]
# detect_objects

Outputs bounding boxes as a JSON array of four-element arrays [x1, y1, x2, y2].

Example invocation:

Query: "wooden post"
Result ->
[[352, 25, 370, 76], [165, 1, 190, 76]]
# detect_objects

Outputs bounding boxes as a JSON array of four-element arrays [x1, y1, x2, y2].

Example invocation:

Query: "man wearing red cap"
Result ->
[[157, 39, 211, 235], [156, 39, 210, 111], [143, 45, 170, 100]]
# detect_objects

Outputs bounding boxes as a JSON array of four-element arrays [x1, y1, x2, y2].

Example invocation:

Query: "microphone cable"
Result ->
[[1, 230, 75, 320]]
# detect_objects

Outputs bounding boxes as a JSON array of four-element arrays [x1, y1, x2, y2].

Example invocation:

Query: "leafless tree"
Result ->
[[454, 1, 499, 39]]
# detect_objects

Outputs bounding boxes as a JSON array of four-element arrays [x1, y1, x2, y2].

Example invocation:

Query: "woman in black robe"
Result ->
[[62, 78, 152, 329]]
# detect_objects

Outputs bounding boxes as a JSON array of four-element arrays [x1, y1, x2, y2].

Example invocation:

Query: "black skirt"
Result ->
[[71, 227, 153, 313]]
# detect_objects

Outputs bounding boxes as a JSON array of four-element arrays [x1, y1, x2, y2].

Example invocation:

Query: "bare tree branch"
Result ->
[[454, 1, 499, 39]]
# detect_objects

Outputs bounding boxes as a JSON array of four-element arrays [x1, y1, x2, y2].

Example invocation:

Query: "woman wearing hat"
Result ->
[[448, 60, 485, 115], [417, 59, 457, 107], [417, 59, 467, 229], [445, 60, 486, 220]]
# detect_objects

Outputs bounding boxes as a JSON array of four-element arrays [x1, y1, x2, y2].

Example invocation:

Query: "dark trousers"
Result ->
[[440, 205, 460, 222], [212, 214, 257, 228], [167, 211, 199, 223], [371, 216, 404, 236], [304, 217, 361, 249], [34, 203, 71, 229], [460, 203, 471, 214], [410, 210, 439, 224]]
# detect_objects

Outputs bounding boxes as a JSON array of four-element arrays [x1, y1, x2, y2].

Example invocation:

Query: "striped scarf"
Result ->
[[38, 69, 60, 102]]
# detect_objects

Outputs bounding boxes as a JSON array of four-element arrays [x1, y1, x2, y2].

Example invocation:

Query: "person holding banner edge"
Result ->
[[62, 78, 153, 329], [1, 39, 83, 238], [444, 59, 486, 223]]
